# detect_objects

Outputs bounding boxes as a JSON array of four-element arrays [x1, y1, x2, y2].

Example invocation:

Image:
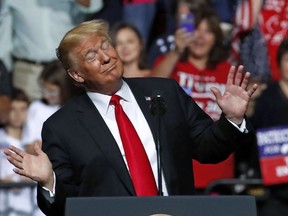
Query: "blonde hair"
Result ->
[[56, 19, 111, 70]]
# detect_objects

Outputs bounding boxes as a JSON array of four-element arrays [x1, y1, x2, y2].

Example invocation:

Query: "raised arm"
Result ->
[[151, 28, 193, 78]]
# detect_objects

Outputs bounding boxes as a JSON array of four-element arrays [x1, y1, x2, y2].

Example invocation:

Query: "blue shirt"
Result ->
[[0, 0, 103, 71]]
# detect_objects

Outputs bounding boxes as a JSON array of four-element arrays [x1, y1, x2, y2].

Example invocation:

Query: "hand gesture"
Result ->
[[210, 65, 258, 125], [3, 141, 54, 191], [174, 28, 194, 54]]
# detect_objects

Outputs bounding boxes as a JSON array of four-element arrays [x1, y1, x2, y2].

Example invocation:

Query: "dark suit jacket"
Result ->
[[37, 77, 253, 215]]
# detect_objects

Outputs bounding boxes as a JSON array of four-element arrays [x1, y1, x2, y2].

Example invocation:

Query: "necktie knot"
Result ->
[[110, 94, 121, 106]]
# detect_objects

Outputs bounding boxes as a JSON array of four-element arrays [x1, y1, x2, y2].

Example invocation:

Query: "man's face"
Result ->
[[69, 35, 124, 95]]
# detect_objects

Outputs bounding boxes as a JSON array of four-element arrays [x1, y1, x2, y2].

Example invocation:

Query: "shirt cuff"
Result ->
[[227, 118, 248, 133], [41, 171, 56, 200]]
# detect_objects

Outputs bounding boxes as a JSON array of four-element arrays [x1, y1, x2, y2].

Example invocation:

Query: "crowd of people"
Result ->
[[0, 0, 288, 216]]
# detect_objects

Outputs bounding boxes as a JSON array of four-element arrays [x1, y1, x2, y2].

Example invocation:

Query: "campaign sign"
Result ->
[[257, 125, 288, 185]]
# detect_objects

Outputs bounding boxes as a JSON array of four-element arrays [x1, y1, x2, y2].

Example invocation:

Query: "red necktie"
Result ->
[[110, 94, 158, 196]]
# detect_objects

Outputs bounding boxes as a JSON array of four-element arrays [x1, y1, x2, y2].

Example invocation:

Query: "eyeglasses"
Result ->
[[41, 87, 60, 97]]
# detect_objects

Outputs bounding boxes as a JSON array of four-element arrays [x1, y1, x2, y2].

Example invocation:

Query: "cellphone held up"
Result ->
[[179, 12, 195, 33]]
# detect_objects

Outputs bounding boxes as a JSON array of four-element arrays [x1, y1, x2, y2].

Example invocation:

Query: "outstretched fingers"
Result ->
[[4, 146, 25, 169], [8, 145, 24, 157], [234, 65, 244, 86], [240, 71, 251, 90], [227, 65, 252, 90], [239, 69, 258, 97], [5, 155, 23, 170], [33, 140, 42, 155], [13, 167, 27, 176], [247, 83, 258, 97], [226, 65, 236, 85]]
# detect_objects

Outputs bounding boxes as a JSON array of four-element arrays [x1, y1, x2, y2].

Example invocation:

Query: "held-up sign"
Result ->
[[257, 125, 288, 185]]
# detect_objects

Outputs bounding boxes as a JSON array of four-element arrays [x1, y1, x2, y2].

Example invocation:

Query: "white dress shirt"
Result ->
[[87, 80, 169, 195]]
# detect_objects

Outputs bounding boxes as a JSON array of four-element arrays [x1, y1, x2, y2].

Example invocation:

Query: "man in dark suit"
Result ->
[[4, 19, 258, 216]]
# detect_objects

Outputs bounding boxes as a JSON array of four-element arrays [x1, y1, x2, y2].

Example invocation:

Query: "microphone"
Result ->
[[149, 91, 166, 196], [150, 92, 167, 116]]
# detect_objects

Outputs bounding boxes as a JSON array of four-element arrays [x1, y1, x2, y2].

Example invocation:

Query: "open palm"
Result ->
[[211, 65, 258, 125], [4, 141, 54, 189]]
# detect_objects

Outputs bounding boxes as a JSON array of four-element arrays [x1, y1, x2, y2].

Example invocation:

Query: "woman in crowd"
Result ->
[[151, 6, 230, 121], [111, 22, 151, 78]]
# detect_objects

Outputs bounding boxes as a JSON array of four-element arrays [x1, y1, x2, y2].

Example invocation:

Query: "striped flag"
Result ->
[[229, 0, 264, 65]]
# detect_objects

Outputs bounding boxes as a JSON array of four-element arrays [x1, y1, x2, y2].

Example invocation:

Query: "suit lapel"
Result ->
[[77, 94, 135, 195], [125, 80, 157, 141]]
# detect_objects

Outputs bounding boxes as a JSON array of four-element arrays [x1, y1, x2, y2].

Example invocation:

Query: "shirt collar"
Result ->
[[86, 80, 132, 115]]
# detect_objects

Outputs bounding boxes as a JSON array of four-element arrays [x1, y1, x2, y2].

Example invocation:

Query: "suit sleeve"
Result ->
[[37, 121, 79, 216], [169, 79, 255, 163]]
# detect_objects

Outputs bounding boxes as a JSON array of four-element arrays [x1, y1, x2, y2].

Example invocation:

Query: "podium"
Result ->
[[65, 195, 257, 216]]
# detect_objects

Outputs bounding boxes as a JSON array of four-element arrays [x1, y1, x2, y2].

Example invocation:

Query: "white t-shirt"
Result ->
[[0, 129, 23, 180], [0, 129, 45, 215], [21, 100, 60, 146]]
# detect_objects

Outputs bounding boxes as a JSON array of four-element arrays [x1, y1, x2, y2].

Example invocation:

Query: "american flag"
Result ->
[[229, 0, 264, 65]]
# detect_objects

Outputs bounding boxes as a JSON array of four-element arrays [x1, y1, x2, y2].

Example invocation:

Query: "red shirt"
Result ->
[[154, 56, 234, 188], [155, 56, 231, 120]]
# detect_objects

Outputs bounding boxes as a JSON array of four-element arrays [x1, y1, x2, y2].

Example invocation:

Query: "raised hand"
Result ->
[[174, 28, 194, 54], [210, 65, 258, 125], [3, 141, 54, 191]]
